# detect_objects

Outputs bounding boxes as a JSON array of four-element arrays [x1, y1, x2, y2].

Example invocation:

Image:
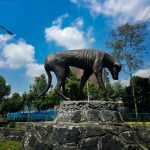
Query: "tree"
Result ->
[[0, 75, 11, 117], [31, 74, 48, 97], [83, 83, 105, 100], [124, 76, 150, 109], [0, 75, 11, 101], [65, 71, 82, 100], [110, 82, 126, 100], [30, 74, 61, 110], [65, 71, 106, 100], [29, 74, 48, 110], [22, 92, 30, 112], [36, 92, 61, 110], [106, 23, 147, 120], [7, 92, 23, 113], [0, 92, 23, 118], [133, 76, 150, 106]]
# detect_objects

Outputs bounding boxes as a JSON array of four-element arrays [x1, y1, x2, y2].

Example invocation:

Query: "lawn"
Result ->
[[0, 140, 21, 150], [125, 122, 150, 127]]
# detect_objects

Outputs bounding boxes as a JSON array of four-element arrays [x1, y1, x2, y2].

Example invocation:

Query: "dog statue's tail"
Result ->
[[39, 64, 52, 97]]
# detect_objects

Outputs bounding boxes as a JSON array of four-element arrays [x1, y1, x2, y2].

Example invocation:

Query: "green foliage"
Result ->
[[83, 83, 104, 100], [106, 23, 147, 119], [28, 74, 61, 110], [31, 74, 48, 96], [0, 75, 11, 101], [110, 82, 126, 100], [46, 92, 61, 105], [28, 74, 48, 105], [27, 74, 49, 110], [106, 23, 146, 75], [21, 92, 29, 111], [65, 71, 82, 100], [8, 93, 23, 113], [9, 121, 16, 128], [65, 71, 107, 100], [124, 76, 150, 106], [0, 93, 23, 117], [65, 80, 81, 99], [0, 140, 21, 150], [35, 92, 61, 110]]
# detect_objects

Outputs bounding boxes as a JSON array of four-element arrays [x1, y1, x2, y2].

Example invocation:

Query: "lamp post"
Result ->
[[87, 81, 90, 101]]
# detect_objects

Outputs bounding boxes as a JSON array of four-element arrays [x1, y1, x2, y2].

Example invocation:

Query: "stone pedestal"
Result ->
[[55, 101, 121, 123], [22, 101, 150, 150]]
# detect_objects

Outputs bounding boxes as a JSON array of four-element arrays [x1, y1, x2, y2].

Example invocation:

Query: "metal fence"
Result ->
[[120, 113, 150, 122], [6, 109, 150, 122], [6, 110, 58, 122]]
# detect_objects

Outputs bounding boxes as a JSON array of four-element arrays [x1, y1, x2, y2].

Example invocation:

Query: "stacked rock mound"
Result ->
[[0, 128, 25, 141], [55, 101, 121, 123], [22, 101, 150, 150]]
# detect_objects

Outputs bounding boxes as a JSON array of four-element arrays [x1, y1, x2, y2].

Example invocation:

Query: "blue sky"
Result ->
[[0, 0, 150, 94]]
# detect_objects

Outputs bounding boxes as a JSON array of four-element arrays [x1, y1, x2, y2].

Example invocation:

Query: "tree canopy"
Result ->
[[124, 76, 150, 106], [106, 23, 147, 120], [0, 75, 11, 101], [0, 92, 23, 118], [107, 23, 147, 76], [30, 74, 61, 110]]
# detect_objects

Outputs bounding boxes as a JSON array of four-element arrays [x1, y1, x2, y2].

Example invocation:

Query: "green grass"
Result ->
[[15, 122, 27, 131], [0, 140, 21, 150], [0, 122, 27, 131], [125, 122, 150, 127]]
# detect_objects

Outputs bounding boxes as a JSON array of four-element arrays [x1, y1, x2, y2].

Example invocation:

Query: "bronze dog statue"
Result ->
[[40, 49, 121, 100]]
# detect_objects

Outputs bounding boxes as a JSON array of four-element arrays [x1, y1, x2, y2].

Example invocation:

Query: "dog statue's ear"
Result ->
[[114, 62, 121, 68]]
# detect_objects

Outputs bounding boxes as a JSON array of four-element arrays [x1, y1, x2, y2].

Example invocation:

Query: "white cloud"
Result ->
[[0, 34, 12, 43], [70, 0, 150, 23], [119, 79, 130, 86], [86, 27, 95, 43], [110, 79, 129, 86], [26, 63, 45, 79], [0, 34, 13, 49], [134, 68, 150, 78], [45, 14, 94, 49], [71, 17, 84, 28], [110, 66, 150, 87], [45, 26, 86, 49], [3, 40, 35, 68], [0, 34, 45, 80], [70, 0, 77, 3], [52, 13, 69, 26], [83, 0, 102, 15], [0, 59, 5, 67]]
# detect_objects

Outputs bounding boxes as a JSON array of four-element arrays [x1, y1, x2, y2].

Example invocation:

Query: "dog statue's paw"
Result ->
[[64, 97, 71, 101]]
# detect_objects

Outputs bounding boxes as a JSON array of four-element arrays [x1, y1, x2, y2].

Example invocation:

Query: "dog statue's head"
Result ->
[[110, 62, 121, 80]]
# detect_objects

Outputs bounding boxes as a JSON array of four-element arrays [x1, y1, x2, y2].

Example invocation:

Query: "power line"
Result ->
[[0, 24, 13, 35], [138, 7, 150, 24], [141, 8, 150, 22]]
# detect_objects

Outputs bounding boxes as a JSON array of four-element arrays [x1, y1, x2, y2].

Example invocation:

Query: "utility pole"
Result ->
[[87, 81, 90, 101]]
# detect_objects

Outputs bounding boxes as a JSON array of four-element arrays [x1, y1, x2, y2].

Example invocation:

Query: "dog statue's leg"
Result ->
[[54, 81, 70, 100], [62, 67, 70, 95], [94, 70, 108, 98], [92, 57, 110, 100], [94, 70, 105, 90], [80, 70, 92, 99], [54, 67, 70, 100]]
